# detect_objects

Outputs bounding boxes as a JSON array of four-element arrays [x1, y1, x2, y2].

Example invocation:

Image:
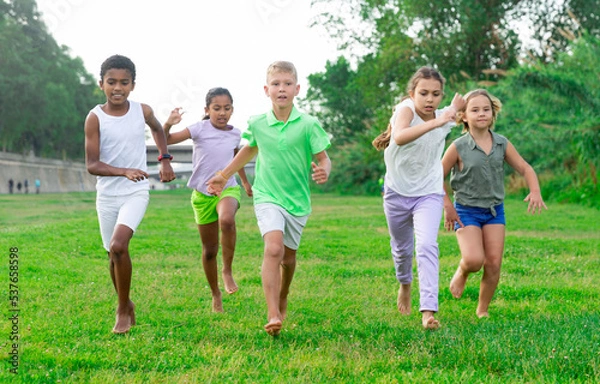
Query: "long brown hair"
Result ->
[[372, 66, 446, 151]]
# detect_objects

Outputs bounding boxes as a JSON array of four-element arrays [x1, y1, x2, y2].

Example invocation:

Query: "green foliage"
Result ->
[[1, 191, 599, 382], [490, 34, 600, 207], [517, 0, 600, 62], [302, 57, 372, 145], [318, 130, 386, 195], [0, 0, 102, 159], [306, 0, 600, 203]]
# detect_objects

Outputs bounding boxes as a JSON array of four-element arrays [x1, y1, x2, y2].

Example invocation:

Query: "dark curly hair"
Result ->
[[100, 54, 136, 83]]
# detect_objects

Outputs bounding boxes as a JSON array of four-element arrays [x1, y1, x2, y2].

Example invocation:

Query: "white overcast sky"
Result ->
[[36, 0, 338, 134]]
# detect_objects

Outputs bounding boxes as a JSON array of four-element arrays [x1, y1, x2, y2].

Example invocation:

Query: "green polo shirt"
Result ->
[[450, 131, 508, 209], [243, 106, 331, 216]]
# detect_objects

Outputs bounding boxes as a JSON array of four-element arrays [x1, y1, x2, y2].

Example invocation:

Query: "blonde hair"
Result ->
[[372, 66, 446, 151], [457, 89, 503, 133], [266, 61, 298, 83]]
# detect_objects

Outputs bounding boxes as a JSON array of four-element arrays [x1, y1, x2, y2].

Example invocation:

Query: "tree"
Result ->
[[490, 33, 600, 205], [305, 0, 599, 201], [0, 0, 102, 159], [515, 0, 600, 62]]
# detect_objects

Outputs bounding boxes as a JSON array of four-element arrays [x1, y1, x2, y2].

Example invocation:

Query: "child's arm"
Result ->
[[234, 147, 253, 197], [441, 143, 463, 230], [84, 112, 149, 181], [143, 103, 176, 183], [207, 145, 258, 195], [312, 150, 331, 184], [163, 107, 191, 145], [393, 93, 462, 146], [504, 140, 547, 214]]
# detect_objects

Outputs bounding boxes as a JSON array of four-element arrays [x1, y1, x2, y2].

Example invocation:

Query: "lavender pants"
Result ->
[[383, 188, 443, 312]]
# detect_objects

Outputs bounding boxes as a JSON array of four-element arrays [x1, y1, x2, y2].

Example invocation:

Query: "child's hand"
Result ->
[[166, 107, 184, 126], [206, 172, 227, 196], [524, 192, 547, 214], [242, 181, 253, 197], [443, 205, 463, 231], [311, 162, 329, 184], [450, 92, 465, 111], [439, 106, 457, 124], [159, 161, 176, 183], [124, 168, 149, 182]]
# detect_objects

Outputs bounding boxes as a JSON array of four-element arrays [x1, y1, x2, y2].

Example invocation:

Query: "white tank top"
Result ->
[[92, 100, 149, 196], [384, 98, 455, 197]]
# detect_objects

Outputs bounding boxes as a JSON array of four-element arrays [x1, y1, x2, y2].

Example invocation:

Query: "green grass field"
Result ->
[[1, 190, 598, 383]]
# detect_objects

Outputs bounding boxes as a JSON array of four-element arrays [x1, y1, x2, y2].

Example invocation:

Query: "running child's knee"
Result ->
[[219, 216, 236, 232], [109, 240, 128, 256]]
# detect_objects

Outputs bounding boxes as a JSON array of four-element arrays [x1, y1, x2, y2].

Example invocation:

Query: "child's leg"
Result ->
[[198, 222, 222, 312], [109, 225, 136, 334], [279, 246, 297, 320], [216, 197, 240, 294], [383, 191, 414, 315], [477, 224, 505, 317], [98, 191, 148, 334], [451, 226, 485, 298], [413, 195, 443, 329], [261, 231, 285, 335], [108, 251, 116, 293]]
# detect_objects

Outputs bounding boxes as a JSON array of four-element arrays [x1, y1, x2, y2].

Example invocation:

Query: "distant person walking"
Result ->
[[35, 179, 41, 194], [16, 181, 22, 193], [442, 89, 546, 318], [163, 87, 252, 312], [372, 66, 465, 330], [84, 54, 175, 334], [24, 179, 29, 194], [8, 179, 14, 194]]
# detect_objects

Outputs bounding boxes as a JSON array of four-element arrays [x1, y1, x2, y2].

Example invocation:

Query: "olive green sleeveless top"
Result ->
[[449, 131, 508, 214]]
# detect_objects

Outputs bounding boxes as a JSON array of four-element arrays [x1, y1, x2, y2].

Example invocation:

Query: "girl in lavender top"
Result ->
[[164, 87, 252, 312]]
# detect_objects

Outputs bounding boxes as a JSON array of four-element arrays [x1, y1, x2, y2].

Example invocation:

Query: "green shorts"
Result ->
[[191, 186, 241, 225]]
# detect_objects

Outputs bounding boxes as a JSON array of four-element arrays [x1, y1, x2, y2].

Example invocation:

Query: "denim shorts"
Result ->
[[454, 202, 505, 231]]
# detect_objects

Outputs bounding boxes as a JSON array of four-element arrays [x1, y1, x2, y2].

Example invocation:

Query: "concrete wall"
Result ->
[[0, 151, 96, 194]]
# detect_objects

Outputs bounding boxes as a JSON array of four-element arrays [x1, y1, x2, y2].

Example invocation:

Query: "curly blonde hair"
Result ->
[[456, 89, 502, 133]]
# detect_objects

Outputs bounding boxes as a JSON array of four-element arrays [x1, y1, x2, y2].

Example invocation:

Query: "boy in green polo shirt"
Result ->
[[207, 61, 331, 336]]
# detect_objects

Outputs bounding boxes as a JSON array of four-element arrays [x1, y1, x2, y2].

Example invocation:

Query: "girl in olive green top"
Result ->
[[441, 89, 547, 318]]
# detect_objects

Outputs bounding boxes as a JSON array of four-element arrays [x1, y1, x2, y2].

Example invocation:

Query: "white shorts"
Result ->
[[96, 190, 150, 251], [254, 203, 309, 250]]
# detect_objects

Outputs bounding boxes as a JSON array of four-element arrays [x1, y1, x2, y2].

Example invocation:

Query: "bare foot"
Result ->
[[449, 266, 468, 299], [264, 318, 282, 336], [476, 309, 489, 318], [113, 300, 135, 334], [212, 292, 223, 313], [223, 272, 238, 294], [397, 284, 411, 315], [422, 311, 440, 330]]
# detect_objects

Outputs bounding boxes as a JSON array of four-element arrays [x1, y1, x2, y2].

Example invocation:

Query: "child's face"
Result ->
[[463, 95, 493, 131], [409, 78, 444, 120], [264, 71, 300, 110], [204, 94, 234, 129], [99, 68, 135, 106]]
